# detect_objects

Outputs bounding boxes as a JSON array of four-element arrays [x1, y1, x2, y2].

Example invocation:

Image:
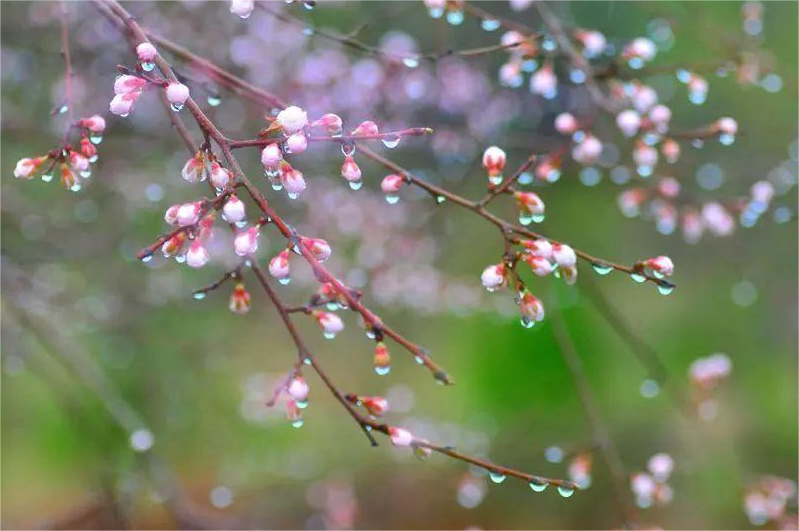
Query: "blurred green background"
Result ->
[[2, 1, 797, 529]]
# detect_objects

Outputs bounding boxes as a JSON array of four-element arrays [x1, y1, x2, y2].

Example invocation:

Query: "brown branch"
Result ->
[[58, 1, 74, 125], [227, 127, 434, 150]]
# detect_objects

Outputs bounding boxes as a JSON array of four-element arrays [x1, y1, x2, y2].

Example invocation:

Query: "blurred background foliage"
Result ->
[[1, 1, 797, 529]]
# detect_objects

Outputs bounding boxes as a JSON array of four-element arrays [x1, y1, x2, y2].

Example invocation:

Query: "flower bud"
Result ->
[[525, 255, 555, 277], [222, 194, 246, 223], [80, 115, 106, 133], [210, 161, 233, 189], [341, 155, 362, 182], [633, 142, 658, 169], [268, 248, 291, 281], [287, 376, 309, 402], [480, 263, 507, 291], [572, 134, 602, 165], [514, 191, 545, 216], [644, 255, 674, 277], [281, 164, 307, 196], [624, 37, 657, 63], [374, 342, 390, 374], [482, 146, 506, 179], [166, 82, 190, 106], [68, 151, 89, 173], [311, 113, 343, 135], [560, 264, 578, 285], [186, 240, 210, 268], [648, 453, 674, 482], [521, 239, 553, 259], [716, 117, 738, 136], [181, 152, 207, 183], [576, 30, 606, 58], [657, 177, 680, 199], [381, 174, 404, 194], [661, 138, 681, 163], [649, 104, 672, 130], [361, 396, 389, 418], [519, 291, 545, 325], [80, 137, 97, 159], [234, 226, 260, 256], [286, 132, 308, 154], [261, 143, 283, 168], [301, 237, 332, 262], [351, 120, 379, 136], [552, 243, 577, 267], [389, 426, 414, 447], [530, 64, 557, 98], [60, 164, 78, 190], [229, 283, 252, 314], [114, 74, 146, 95], [229, 0, 254, 18], [109, 92, 139, 117], [555, 112, 578, 134], [275, 105, 308, 134], [161, 232, 187, 257], [316, 311, 344, 338], [176, 202, 202, 227], [164, 204, 181, 225], [616, 109, 641, 137], [14, 156, 45, 179], [136, 42, 157, 62]]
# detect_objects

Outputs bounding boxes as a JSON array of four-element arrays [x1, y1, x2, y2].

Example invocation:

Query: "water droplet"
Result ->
[[489, 471, 506, 484], [531, 214, 545, 223], [630, 273, 646, 283], [414, 355, 424, 365], [719, 133, 735, 146], [303, 357, 312, 366], [381, 136, 401, 149], [341, 142, 356, 156], [520, 317, 535, 329], [365, 328, 376, 340], [302, 27, 314, 36], [592, 263, 613, 275], [130, 428, 154, 452], [657, 283, 674, 295], [557, 485, 575, 498], [348, 180, 363, 191], [141, 254, 153, 263], [402, 56, 419, 68], [287, 191, 300, 200], [171, 102, 184, 112], [69, 182, 82, 192], [89, 134, 103, 145], [435, 196, 446, 204], [640, 379, 660, 398], [446, 9, 464, 25], [529, 480, 548, 492], [193, 292, 206, 300], [481, 18, 500, 31], [427, 6, 444, 18], [141, 60, 155, 72], [385, 194, 400, 204], [519, 213, 533, 225], [41, 173, 53, 182], [518, 172, 533, 185], [207, 95, 221, 107], [278, 277, 291, 285], [80, 169, 92, 179], [488, 175, 504, 186], [375, 365, 391, 376], [296, 399, 308, 409], [302, 1, 314, 9], [291, 419, 304, 428], [323, 332, 337, 340], [58, 105, 68, 115], [89, 155, 99, 163], [119, 112, 129, 118]]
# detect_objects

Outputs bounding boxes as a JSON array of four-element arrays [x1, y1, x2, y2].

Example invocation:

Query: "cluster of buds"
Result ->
[[345, 394, 389, 418], [181, 151, 233, 190], [630, 453, 675, 508], [744, 475, 798, 527], [14, 114, 106, 193], [689, 353, 732, 420], [568, 453, 593, 489]]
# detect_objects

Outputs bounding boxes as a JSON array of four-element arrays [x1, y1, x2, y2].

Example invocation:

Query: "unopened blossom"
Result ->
[[482, 146, 506, 179], [222, 194, 246, 223], [560, 265, 578, 285], [631, 472, 657, 501], [689, 353, 732, 389], [499, 61, 523, 87], [197, 212, 214, 242], [229, 283, 251, 314], [572, 134, 602, 165], [351, 120, 379, 137], [552, 243, 577, 268], [389, 426, 414, 447], [645, 255, 674, 277], [210, 162, 233, 189], [164, 204, 181, 225], [624, 37, 657, 63], [634, 143, 658, 169], [616, 109, 641, 137], [268, 249, 291, 280], [186, 240, 210, 268], [514, 191, 545, 216], [311, 113, 343, 135], [373, 341, 391, 372], [480, 263, 506, 291], [287, 376, 309, 402], [525, 255, 555, 277], [648, 453, 674, 482], [519, 291, 545, 323], [229, 0, 254, 18], [662, 138, 681, 163], [114, 74, 147, 95], [501, 30, 536, 56], [657, 177, 681, 199], [631, 84, 658, 113], [535, 157, 562, 182], [716, 117, 738, 135], [286, 132, 308, 154], [261, 143, 283, 168], [79, 115, 106, 133], [68, 152, 89, 172], [80, 137, 97, 159], [14, 156, 45, 179], [109, 92, 140, 116], [341, 155, 361, 183], [281, 164, 307, 195], [161, 232, 187, 258], [751, 180, 774, 204], [302, 237, 332, 262], [181, 152, 207, 183], [361, 396, 389, 418], [576, 29, 606, 58], [649, 104, 672, 130], [60, 165, 78, 189], [136, 42, 157, 62], [275, 105, 308, 134], [522, 238, 553, 259], [234, 226, 260, 256], [166, 82, 190, 106], [176, 202, 202, 227], [555, 112, 578, 135], [316, 311, 344, 337], [530, 64, 557, 98], [687, 74, 708, 103], [381, 174, 404, 194]]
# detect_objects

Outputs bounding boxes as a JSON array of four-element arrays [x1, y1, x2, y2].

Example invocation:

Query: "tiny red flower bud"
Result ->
[[229, 283, 252, 314], [361, 396, 389, 418], [482, 146, 506, 180], [374, 342, 391, 375], [341, 155, 362, 183], [351, 120, 379, 136], [268, 248, 291, 282]]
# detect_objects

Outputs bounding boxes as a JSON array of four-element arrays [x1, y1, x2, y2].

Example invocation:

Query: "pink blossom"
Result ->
[[555, 112, 578, 135], [287, 376, 309, 402], [316, 311, 344, 336], [616, 109, 641, 137], [209, 161, 233, 189], [302, 237, 332, 262], [647, 453, 674, 482], [351, 120, 379, 136], [645, 255, 674, 277], [311, 113, 343, 135], [381, 174, 404, 194], [552, 243, 577, 268], [136, 42, 157, 62], [482, 146, 506, 177], [519, 291, 545, 323], [186, 240, 210, 268], [166, 82, 190, 106], [176, 202, 202, 227], [389, 427, 414, 447], [109, 92, 140, 116], [525, 255, 555, 277], [261, 143, 283, 168], [286, 132, 308, 154], [268, 249, 291, 280], [80, 115, 106, 133], [522, 239, 553, 259], [114, 74, 147, 95], [181, 153, 207, 183], [275, 105, 308, 134], [362, 396, 389, 417], [480, 263, 506, 290], [222, 194, 246, 223], [229, 0, 254, 18], [234, 226, 260, 256], [14, 157, 45, 179], [281, 165, 307, 195]]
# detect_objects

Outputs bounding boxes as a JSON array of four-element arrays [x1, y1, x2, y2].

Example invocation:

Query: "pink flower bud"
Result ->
[[281, 165, 307, 195], [286, 132, 308, 154], [521, 239, 553, 259], [751, 180, 774, 204], [222, 194, 246, 223], [341, 155, 361, 182], [68, 151, 89, 172], [197, 214, 215, 242], [229, 0, 254, 18], [311, 113, 343, 135], [80, 137, 97, 159], [555, 112, 578, 134], [381, 174, 404, 194], [234, 226, 260, 256], [275, 105, 308, 134], [287, 376, 309, 402], [662, 138, 681, 163], [525, 255, 555, 277], [645, 255, 674, 277], [572, 134, 602, 165], [514, 191, 545, 216], [633, 143, 658, 168], [648, 453, 674, 482], [530, 64, 557, 97], [268, 249, 291, 280], [616, 109, 641, 137], [302, 237, 332, 262], [229, 283, 251, 314], [209, 161, 233, 189], [80, 115, 106, 133], [114, 74, 147, 95], [389, 426, 414, 447], [60, 165, 77, 190], [186, 240, 210, 268], [552, 243, 576, 268], [109, 92, 139, 117], [480, 263, 507, 291], [136, 42, 157, 62], [649, 104, 672, 129], [164, 204, 181, 225], [166, 82, 190, 106], [631, 472, 657, 500], [176, 202, 202, 227], [316, 311, 344, 337], [261, 143, 283, 168], [657, 177, 680, 198], [362, 396, 389, 418], [560, 264, 578, 285], [519, 291, 545, 323], [161, 232, 187, 257], [14, 156, 45, 179], [576, 30, 606, 57], [624, 37, 656, 62], [181, 153, 207, 183], [499, 61, 522, 87], [351, 120, 379, 136], [482, 146, 506, 177], [716, 117, 738, 135]]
